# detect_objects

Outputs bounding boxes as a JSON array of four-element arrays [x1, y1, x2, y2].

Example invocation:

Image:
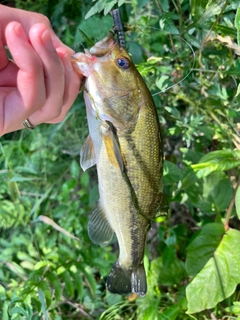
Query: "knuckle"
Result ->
[[50, 99, 64, 119], [33, 13, 51, 28]]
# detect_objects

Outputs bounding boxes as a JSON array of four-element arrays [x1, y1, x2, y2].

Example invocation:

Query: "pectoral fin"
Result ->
[[102, 128, 124, 171], [80, 135, 97, 171], [88, 202, 114, 246]]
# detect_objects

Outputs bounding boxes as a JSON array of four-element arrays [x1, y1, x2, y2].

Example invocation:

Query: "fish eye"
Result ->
[[116, 57, 130, 69]]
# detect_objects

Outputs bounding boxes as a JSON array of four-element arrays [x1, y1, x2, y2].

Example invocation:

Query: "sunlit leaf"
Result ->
[[225, 301, 240, 315], [85, 0, 118, 19], [191, 150, 240, 178], [186, 229, 240, 314]]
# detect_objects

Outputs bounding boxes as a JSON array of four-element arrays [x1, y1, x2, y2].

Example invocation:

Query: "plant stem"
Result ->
[[65, 299, 94, 320], [199, 0, 229, 52]]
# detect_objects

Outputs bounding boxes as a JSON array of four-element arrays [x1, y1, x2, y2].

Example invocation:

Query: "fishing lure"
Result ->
[[111, 9, 126, 48]]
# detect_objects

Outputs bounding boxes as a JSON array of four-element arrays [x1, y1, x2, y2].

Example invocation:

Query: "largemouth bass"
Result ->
[[72, 32, 164, 296]]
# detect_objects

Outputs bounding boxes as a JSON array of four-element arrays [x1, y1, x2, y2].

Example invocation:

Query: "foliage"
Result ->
[[1, 0, 240, 319]]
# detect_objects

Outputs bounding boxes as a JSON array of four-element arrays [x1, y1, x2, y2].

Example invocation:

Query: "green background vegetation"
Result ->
[[0, 0, 240, 319]]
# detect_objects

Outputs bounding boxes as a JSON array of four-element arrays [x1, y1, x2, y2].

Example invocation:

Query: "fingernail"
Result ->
[[13, 24, 28, 42], [41, 29, 55, 51], [64, 53, 73, 72], [56, 48, 73, 72]]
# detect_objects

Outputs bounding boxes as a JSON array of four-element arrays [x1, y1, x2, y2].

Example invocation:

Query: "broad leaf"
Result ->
[[186, 223, 225, 277], [186, 229, 240, 314], [192, 172, 233, 214], [191, 150, 240, 178]]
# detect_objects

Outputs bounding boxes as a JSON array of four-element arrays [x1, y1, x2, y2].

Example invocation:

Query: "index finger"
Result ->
[[5, 22, 46, 112]]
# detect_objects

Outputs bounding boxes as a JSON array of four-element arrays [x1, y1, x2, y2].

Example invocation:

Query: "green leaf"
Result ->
[[3, 301, 9, 320], [163, 161, 181, 184], [118, 0, 126, 6], [159, 258, 186, 286], [225, 301, 240, 315], [160, 0, 169, 12], [189, 4, 221, 28], [62, 271, 74, 298], [236, 185, 240, 219], [165, 106, 181, 120], [193, 172, 233, 213], [186, 223, 225, 277], [159, 14, 179, 35], [85, 0, 117, 19], [236, 83, 240, 97], [70, 160, 80, 179], [159, 304, 180, 320], [156, 75, 170, 92], [46, 272, 62, 302], [38, 281, 52, 309], [103, 1, 116, 16], [77, 29, 95, 47], [191, 150, 240, 178], [186, 229, 240, 314], [191, 0, 209, 21], [85, 3, 100, 20], [79, 265, 96, 297], [235, 6, 240, 45], [8, 306, 29, 318], [71, 271, 84, 300], [38, 288, 50, 320], [137, 295, 160, 320], [74, 15, 112, 47], [8, 181, 20, 201]]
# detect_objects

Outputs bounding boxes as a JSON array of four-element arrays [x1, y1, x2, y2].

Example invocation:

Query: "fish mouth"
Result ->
[[89, 33, 116, 57]]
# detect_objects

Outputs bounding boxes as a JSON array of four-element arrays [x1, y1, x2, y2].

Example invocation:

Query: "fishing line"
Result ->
[[128, 26, 196, 96]]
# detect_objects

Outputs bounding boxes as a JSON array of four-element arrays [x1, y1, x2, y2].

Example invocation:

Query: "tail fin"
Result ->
[[106, 261, 147, 296]]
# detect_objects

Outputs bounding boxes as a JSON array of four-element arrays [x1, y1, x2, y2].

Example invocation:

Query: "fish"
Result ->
[[71, 32, 164, 296]]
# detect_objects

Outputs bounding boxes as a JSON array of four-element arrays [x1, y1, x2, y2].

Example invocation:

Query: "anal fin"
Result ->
[[88, 202, 114, 247]]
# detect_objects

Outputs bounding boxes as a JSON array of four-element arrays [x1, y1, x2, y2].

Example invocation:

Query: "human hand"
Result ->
[[0, 5, 83, 136]]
